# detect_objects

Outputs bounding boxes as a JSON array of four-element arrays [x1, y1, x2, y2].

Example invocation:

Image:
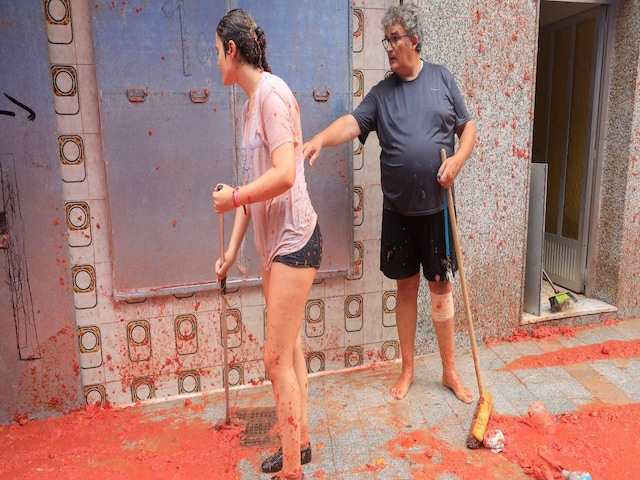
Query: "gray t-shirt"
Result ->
[[352, 62, 471, 215]]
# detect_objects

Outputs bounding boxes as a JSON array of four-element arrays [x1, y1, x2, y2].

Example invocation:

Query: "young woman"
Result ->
[[213, 9, 320, 480]]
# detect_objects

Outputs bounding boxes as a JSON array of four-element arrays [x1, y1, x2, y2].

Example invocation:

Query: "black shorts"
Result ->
[[273, 223, 323, 269], [380, 209, 457, 281]]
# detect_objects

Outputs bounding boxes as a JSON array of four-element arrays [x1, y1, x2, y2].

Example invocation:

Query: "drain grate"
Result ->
[[235, 406, 280, 448]]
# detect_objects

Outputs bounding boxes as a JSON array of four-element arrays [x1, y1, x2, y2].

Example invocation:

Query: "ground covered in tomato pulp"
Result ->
[[1, 322, 638, 479]]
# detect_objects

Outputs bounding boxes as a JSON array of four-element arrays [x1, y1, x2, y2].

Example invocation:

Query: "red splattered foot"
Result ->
[[442, 371, 474, 404], [390, 372, 414, 400]]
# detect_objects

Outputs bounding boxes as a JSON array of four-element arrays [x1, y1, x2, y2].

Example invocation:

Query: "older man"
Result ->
[[303, 2, 476, 402]]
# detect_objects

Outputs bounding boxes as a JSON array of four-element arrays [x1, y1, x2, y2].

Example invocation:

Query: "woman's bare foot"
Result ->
[[390, 371, 414, 400], [442, 370, 474, 403]]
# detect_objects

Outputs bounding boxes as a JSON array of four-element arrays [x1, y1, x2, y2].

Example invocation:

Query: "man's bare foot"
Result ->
[[390, 372, 414, 400], [442, 370, 474, 403]]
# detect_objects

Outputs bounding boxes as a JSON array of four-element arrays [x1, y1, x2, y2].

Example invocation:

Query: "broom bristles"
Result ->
[[466, 391, 494, 449]]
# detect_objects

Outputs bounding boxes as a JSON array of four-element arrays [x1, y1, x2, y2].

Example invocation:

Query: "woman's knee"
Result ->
[[263, 345, 287, 379]]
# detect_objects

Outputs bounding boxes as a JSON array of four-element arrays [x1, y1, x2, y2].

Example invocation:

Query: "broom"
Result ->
[[542, 270, 578, 312], [440, 149, 493, 449]]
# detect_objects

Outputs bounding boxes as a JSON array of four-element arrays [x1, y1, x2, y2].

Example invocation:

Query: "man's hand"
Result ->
[[302, 136, 323, 167], [437, 155, 463, 189]]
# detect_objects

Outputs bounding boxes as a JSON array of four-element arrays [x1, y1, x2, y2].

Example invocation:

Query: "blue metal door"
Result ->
[[91, 1, 352, 299]]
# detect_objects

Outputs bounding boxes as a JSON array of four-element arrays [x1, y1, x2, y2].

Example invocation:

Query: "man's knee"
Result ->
[[430, 291, 454, 322], [397, 274, 420, 295]]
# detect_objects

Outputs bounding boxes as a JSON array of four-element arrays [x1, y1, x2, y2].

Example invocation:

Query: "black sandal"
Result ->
[[261, 444, 312, 473]]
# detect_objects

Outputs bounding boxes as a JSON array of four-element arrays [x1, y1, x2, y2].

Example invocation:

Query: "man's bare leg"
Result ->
[[390, 274, 420, 400], [429, 280, 474, 404]]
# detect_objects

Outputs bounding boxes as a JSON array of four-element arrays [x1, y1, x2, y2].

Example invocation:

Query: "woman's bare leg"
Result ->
[[293, 335, 309, 446], [262, 263, 316, 478]]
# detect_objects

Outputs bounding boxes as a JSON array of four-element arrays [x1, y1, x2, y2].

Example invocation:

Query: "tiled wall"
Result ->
[[44, 0, 416, 408]]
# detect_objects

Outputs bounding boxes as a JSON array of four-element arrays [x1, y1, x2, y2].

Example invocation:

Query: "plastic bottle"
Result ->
[[561, 470, 592, 480], [527, 400, 556, 435]]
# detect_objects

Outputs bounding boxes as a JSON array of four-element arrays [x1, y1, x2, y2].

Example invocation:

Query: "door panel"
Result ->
[[533, 6, 606, 293]]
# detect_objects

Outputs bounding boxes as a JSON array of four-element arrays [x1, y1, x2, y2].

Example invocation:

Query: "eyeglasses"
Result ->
[[381, 34, 412, 49]]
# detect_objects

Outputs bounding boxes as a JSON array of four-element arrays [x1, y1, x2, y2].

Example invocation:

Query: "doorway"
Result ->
[[524, 0, 618, 321]]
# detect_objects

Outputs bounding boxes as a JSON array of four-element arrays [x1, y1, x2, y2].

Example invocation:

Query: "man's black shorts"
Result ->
[[380, 208, 458, 281]]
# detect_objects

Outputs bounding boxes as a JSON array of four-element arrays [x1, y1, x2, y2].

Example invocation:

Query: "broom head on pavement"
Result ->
[[466, 391, 494, 449]]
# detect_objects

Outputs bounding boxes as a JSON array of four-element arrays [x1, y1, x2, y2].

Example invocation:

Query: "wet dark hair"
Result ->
[[216, 8, 272, 73]]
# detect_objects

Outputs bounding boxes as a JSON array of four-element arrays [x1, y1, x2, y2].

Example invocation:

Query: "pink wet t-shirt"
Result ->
[[241, 72, 317, 270]]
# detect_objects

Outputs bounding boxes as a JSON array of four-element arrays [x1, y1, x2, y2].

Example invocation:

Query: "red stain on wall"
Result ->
[[5, 328, 81, 425]]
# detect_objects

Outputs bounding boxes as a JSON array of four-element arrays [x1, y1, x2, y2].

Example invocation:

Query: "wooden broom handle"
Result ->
[[440, 149, 485, 398]]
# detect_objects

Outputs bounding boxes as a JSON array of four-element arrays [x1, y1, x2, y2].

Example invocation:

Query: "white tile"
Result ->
[[80, 364, 106, 386], [362, 69, 387, 97], [240, 284, 265, 307], [74, 307, 99, 327], [237, 304, 267, 362], [193, 289, 219, 314], [153, 372, 180, 399], [83, 133, 108, 199], [87, 198, 109, 263], [55, 109, 83, 133], [67, 245, 94, 266], [362, 8, 387, 70], [77, 64, 100, 134], [71, 0, 95, 65], [323, 295, 346, 351], [304, 334, 325, 354], [197, 310, 224, 368], [324, 347, 346, 372], [309, 280, 326, 301], [146, 295, 174, 319], [99, 321, 127, 383], [323, 276, 346, 298], [114, 295, 151, 321], [47, 42, 76, 65], [199, 364, 225, 392], [362, 342, 383, 366], [104, 379, 133, 406], [61, 178, 89, 200], [242, 360, 266, 385], [172, 292, 201, 317], [362, 292, 383, 344], [148, 314, 179, 374]]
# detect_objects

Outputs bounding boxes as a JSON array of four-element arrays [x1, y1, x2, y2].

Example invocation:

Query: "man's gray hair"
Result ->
[[381, 2, 426, 54]]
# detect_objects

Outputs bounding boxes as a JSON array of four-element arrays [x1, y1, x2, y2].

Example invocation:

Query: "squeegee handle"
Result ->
[[215, 184, 227, 295], [214, 183, 230, 424]]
